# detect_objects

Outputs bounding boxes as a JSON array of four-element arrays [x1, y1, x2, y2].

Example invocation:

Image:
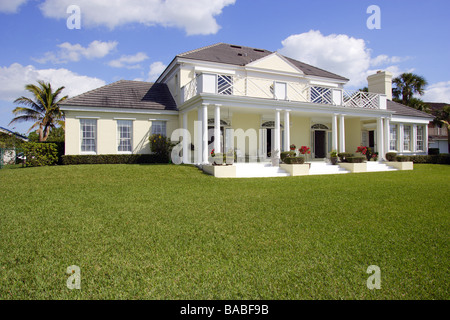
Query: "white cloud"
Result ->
[[34, 40, 118, 64], [0, 0, 28, 13], [146, 62, 167, 82], [0, 63, 106, 101], [108, 52, 149, 69], [39, 0, 236, 35], [422, 81, 450, 103], [279, 30, 411, 88]]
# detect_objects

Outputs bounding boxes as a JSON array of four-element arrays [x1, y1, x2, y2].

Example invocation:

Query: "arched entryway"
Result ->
[[311, 124, 331, 159]]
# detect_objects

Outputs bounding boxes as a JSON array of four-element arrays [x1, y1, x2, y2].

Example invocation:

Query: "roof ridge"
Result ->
[[178, 42, 224, 57], [281, 54, 349, 81]]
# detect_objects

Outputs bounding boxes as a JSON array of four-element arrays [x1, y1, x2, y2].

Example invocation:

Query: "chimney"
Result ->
[[367, 70, 393, 100]]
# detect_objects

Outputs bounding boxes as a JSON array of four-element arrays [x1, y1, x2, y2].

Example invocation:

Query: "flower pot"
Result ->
[[330, 157, 338, 165]]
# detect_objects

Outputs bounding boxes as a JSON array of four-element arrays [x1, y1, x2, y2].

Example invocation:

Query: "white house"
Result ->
[[61, 43, 433, 173]]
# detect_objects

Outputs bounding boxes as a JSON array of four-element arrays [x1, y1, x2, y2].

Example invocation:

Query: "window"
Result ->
[[117, 120, 133, 153], [389, 124, 397, 151], [217, 75, 233, 95], [152, 121, 167, 136], [80, 119, 97, 153], [403, 125, 411, 151], [416, 126, 424, 151]]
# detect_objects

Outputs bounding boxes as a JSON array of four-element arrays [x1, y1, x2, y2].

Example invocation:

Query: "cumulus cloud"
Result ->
[[108, 52, 149, 69], [147, 61, 167, 82], [0, 63, 105, 101], [39, 0, 236, 35], [279, 30, 411, 88], [0, 0, 28, 13], [34, 40, 118, 64], [422, 81, 450, 103]]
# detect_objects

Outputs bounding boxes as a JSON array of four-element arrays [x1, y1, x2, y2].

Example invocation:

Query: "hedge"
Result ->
[[337, 152, 353, 162], [428, 148, 440, 155], [283, 156, 305, 164], [393, 154, 450, 164], [346, 156, 366, 163], [23, 142, 58, 167], [280, 151, 296, 162], [61, 154, 162, 165], [386, 152, 397, 161]]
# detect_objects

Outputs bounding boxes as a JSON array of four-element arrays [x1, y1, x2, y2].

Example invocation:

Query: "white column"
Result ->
[[399, 124, 404, 153], [202, 104, 208, 164], [284, 110, 290, 151], [384, 117, 390, 156], [377, 117, 384, 159], [339, 114, 345, 153], [412, 124, 417, 152], [332, 114, 338, 152], [424, 124, 429, 153], [182, 112, 189, 164], [214, 104, 221, 153], [274, 109, 281, 156], [196, 107, 203, 164]]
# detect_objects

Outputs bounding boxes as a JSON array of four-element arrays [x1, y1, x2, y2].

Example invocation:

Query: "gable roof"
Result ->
[[60, 80, 177, 111], [177, 43, 349, 81], [387, 100, 434, 119], [0, 126, 29, 141]]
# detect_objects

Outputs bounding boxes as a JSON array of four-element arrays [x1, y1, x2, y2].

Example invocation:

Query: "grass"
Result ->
[[0, 164, 449, 300]]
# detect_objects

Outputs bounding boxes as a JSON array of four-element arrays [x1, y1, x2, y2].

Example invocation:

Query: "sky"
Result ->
[[1, 0, 449, 134]]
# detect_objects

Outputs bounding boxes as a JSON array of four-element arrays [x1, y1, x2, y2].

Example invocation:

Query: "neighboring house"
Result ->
[[61, 43, 434, 163], [0, 126, 28, 166], [425, 102, 449, 154]]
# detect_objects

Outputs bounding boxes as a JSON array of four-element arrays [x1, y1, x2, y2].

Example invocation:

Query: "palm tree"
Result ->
[[9, 81, 68, 142], [392, 73, 428, 106]]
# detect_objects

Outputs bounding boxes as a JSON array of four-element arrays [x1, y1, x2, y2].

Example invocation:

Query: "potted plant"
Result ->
[[226, 149, 235, 165], [330, 150, 338, 165], [290, 144, 296, 151], [298, 146, 311, 162]]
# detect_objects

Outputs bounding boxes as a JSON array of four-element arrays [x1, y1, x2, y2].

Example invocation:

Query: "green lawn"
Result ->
[[0, 164, 448, 300]]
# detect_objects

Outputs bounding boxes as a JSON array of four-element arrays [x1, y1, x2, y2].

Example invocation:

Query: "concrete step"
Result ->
[[309, 162, 350, 175], [366, 162, 398, 172], [235, 163, 290, 178]]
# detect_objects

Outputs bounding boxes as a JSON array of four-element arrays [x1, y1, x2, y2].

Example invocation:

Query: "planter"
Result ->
[[202, 165, 236, 178], [280, 163, 310, 176], [338, 162, 367, 173], [330, 157, 338, 165], [385, 161, 413, 170]]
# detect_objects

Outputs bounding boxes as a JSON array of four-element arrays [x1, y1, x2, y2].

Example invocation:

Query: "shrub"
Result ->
[[337, 152, 353, 162], [396, 155, 411, 162], [346, 156, 365, 163], [280, 151, 296, 162], [386, 152, 398, 161], [23, 142, 58, 167], [284, 157, 305, 164], [61, 154, 159, 165], [428, 148, 440, 155], [149, 134, 172, 163]]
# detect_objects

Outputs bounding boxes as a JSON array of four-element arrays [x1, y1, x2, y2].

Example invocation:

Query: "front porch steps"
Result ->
[[366, 161, 398, 172], [234, 162, 290, 178], [308, 161, 350, 175]]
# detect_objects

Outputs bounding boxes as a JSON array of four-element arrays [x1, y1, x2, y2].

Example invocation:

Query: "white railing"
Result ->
[[181, 74, 382, 109]]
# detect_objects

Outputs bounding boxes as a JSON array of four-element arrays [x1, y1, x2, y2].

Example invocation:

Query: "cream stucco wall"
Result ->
[[65, 111, 178, 155], [290, 116, 311, 149], [345, 118, 362, 154]]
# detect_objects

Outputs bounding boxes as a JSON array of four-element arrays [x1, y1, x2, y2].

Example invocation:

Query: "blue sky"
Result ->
[[1, 0, 449, 134]]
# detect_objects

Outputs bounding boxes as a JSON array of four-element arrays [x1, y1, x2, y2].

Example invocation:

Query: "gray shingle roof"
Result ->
[[387, 100, 434, 119], [178, 43, 349, 81], [60, 80, 177, 111]]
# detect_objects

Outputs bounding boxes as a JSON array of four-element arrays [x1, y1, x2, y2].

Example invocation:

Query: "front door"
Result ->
[[314, 130, 326, 158]]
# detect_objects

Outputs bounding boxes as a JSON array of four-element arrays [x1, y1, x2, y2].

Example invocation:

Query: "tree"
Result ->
[[9, 81, 67, 142], [392, 73, 428, 106]]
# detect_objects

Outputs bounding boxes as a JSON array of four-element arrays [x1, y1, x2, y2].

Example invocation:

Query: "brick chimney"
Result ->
[[367, 70, 393, 100]]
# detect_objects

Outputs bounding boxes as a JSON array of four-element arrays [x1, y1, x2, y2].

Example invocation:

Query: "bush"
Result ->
[[337, 152, 353, 162], [396, 155, 411, 162], [23, 142, 58, 167], [149, 134, 172, 163], [280, 151, 296, 162], [436, 153, 450, 164], [61, 154, 160, 165], [283, 157, 305, 164], [428, 148, 440, 155], [346, 156, 365, 163], [386, 152, 398, 161]]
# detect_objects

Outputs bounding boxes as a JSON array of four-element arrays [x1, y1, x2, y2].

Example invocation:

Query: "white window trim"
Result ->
[[151, 120, 167, 136], [416, 125, 424, 152], [80, 118, 97, 155], [389, 124, 398, 152], [403, 125, 411, 152], [117, 120, 133, 154]]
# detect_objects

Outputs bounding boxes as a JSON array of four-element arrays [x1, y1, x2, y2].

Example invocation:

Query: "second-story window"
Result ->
[[218, 75, 233, 95]]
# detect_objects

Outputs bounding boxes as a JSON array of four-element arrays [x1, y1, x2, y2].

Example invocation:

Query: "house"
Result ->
[[60, 43, 434, 168], [0, 126, 28, 168], [425, 102, 449, 154]]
